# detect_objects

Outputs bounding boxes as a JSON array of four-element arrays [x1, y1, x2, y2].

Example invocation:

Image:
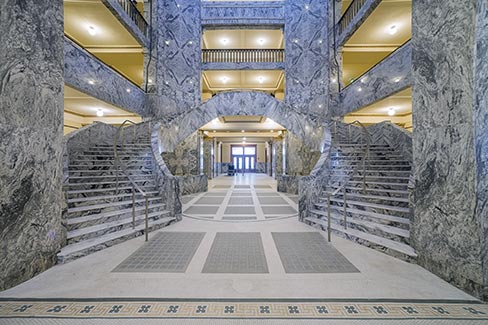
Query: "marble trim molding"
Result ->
[[334, 41, 412, 117], [201, 1, 285, 26]]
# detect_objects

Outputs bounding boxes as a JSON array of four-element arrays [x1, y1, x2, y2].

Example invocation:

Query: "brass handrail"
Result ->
[[324, 120, 371, 241], [113, 119, 152, 241]]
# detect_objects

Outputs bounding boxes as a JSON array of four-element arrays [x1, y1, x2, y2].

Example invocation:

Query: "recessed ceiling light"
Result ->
[[88, 80, 95, 85], [242, 141, 246, 144], [221, 38, 229, 45], [258, 38, 265, 45], [388, 107, 396, 116], [96, 109, 104, 117], [257, 76, 265, 83], [388, 25, 398, 35], [87, 25, 97, 36], [243, 137, 247, 140], [221, 76, 229, 83], [270, 130, 274, 133], [213, 130, 216, 133], [241, 130, 245, 133]]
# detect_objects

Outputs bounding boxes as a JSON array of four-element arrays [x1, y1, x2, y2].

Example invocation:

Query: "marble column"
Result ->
[[412, 0, 488, 300], [0, 0, 65, 290]]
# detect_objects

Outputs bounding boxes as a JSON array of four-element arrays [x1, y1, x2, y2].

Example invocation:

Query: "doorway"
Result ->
[[231, 145, 257, 173]]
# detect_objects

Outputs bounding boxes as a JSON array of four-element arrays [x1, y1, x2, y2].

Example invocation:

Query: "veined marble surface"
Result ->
[[0, 0, 65, 290], [334, 41, 412, 117], [285, 0, 329, 118], [64, 38, 147, 116], [201, 1, 285, 26], [412, 0, 487, 300]]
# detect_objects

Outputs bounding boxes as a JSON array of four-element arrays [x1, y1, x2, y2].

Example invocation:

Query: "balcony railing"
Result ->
[[117, 0, 149, 38], [202, 49, 285, 63], [337, 0, 367, 35]]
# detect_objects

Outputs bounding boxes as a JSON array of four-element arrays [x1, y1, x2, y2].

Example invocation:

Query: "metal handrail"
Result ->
[[337, 0, 367, 35], [323, 120, 371, 241], [117, 0, 149, 38], [113, 119, 151, 241]]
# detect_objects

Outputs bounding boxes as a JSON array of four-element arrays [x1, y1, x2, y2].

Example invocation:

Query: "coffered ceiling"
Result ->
[[202, 70, 285, 94], [202, 29, 284, 49]]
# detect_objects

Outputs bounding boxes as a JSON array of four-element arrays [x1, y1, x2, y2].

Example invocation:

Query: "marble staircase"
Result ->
[[58, 135, 176, 263], [305, 141, 416, 261]]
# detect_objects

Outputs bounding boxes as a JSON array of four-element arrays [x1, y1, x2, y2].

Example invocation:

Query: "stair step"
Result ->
[[67, 210, 171, 240], [304, 217, 417, 258], [327, 198, 410, 213], [67, 186, 156, 196], [309, 209, 409, 238], [312, 205, 410, 225], [68, 197, 161, 213], [347, 180, 408, 187], [332, 170, 410, 174], [67, 203, 166, 225], [68, 175, 153, 180], [57, 217, 175, 263], [67, 191, 159, 203], [323, 192, 409, 203], [329, 186, 409, 196], [65, 180, 156, 187]]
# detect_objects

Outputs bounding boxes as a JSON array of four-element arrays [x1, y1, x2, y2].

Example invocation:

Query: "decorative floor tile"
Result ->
[[224, 206, 256, 215], [272, 232, 359, 273], [1, 298, 487, 320], [258, 197, 289, 205], [256, 192, 280, 197], [181, 196, 195, 204], [254, 185, 272, 189], [112, 232, 205, 273], [204, 192, 228, 197], [202, 232, 269, 273], [195, 197, 225, 205], [213, 185, 231, 189], [184, 206, 219, 215], [262, 206, 297, 215], [228, 197, 254, 205], [231, 192, 252, 197], [234, 185, 251, 189]]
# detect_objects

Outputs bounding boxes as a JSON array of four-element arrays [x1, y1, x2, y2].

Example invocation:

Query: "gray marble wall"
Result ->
[[150, 0, 201, 119], [162, 131, 199, 176], [201, 1, 285, 26], [64, 38, 148, 116], [285, 0, 329, 118], [0, 0, 65, 290], [334, 41, 412, 117], [411, 0, 488, 300]]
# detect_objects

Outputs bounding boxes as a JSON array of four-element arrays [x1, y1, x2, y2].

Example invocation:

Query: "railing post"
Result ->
[[343, 189, 347, 230], [327, 194, 331, 242], [145, 196, 149, 242], [132, 187, 136, 229], [348, 125, 351, 142]]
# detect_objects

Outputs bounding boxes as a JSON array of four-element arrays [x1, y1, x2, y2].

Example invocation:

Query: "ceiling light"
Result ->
[[87, 25, 97, 36], [96, 109, 104, 117], [241, 130, 245, 133], [221, 76, 229, 83], [242, 141, 246, 144], [88, 80, 95, 85], [258, 38, 265, 45], [221, 38, 229, 45], [243, 137, 247, 140], [270, 130, 274, 133], [388, 25, 398, 35], [257, 76, 265, 84], [126, 88, 131, 93], [388, 107, 396, 116], [213, 130, 216, 133]]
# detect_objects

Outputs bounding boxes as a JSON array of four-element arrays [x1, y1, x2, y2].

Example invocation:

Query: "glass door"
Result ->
[[231, 145, 257, 173]]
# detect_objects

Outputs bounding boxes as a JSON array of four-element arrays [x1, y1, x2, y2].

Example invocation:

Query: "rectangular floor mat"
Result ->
[[254, 185, 272, 189], [231, 192, 252, 197], [224, 206, 256, 215], [234, 185, 251, 189], [113, 232, 205, 273], [184, 206, 219, 215], [258, 197, 289, 205], [195, 197, 225, 205], [261, 206, 297, 215], [213, 185, 231, 189], [228, 197, 254, 205], [272, 232, 359, 273], [202, 233, 269, 273]]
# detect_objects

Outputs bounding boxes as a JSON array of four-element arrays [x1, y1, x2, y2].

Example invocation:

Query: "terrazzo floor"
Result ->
[[0, 174, 485, 324]]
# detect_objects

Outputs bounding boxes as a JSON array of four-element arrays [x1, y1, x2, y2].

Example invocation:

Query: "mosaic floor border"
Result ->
[[0, 299, 486, 320]]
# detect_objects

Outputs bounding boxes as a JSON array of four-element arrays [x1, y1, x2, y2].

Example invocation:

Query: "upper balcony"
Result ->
[[202, 28, 285, 70], [64, 0, 148, 88]]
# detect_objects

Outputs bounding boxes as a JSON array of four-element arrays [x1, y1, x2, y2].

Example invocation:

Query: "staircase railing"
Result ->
[[323, 120, 370, 242], [116, 0, 149, 38], [113, 119, 152, 241], [202, 49, 285, 63], [337, 0, 367, 35]]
